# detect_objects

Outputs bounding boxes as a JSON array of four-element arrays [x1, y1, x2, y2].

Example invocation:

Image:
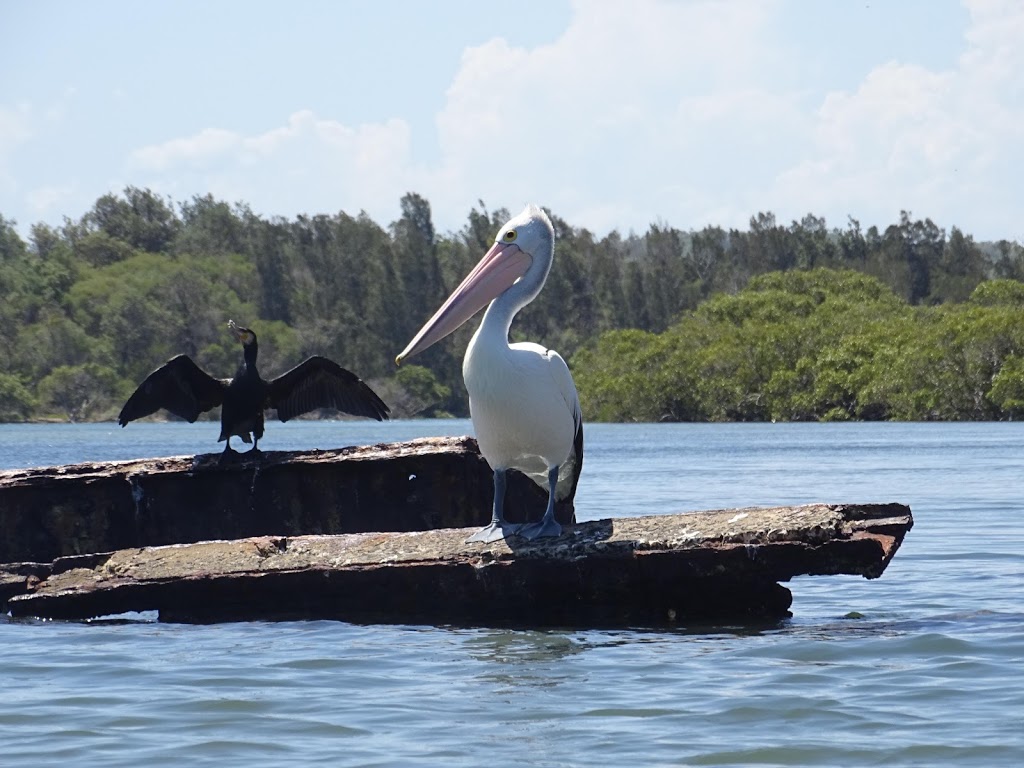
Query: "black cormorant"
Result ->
[[118, 320, 390, 455]]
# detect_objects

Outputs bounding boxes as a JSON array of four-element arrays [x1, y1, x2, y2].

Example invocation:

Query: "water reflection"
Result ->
[[460, 629, 584, 692]]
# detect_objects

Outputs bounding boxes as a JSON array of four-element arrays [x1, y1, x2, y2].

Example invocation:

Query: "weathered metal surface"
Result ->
[[0, 562, 49, 605], [0, 436, 572, 564], [8, 502, 912, 626]]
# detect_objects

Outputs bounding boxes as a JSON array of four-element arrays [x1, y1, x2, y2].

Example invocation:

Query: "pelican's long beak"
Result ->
[[396, 241, 532, 364]]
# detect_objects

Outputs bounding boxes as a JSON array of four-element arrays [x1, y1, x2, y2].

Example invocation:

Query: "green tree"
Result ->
[[0, 373, 36, 421], [392, 193, 444, 333], [85, 186, 181, 253], [13, 312, 95, 382], [175, 194, 247, 256], [66, 251, 257, 384], [989, 355, 1024, 417], [969, 279, 1024, 307], [242, 211, 297, 324], [38, 363, 121, 422], [993, 240, 1024, 280], [930, 226, 987, 302], [0, 214, 27, 264], [392, 364, 452, 417], [573, 329, 696, 422], [2, 189, 1023, 424]]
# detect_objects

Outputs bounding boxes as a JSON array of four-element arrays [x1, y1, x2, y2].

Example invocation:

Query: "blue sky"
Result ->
[[2, 0, 1021, 242]]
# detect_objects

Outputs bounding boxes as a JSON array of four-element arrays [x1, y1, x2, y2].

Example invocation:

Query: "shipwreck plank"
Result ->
[[8, 502, 912, 626]]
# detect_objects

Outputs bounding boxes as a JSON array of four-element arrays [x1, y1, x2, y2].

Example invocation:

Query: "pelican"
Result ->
[[396, 205, 583, 542]]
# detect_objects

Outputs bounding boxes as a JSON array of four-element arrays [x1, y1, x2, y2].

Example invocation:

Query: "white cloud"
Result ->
[[0, 103, 33, 148], [131, 128, 238, 171], [27, 183, 76, 217], [430, 0, 787, 233], [119, 0, 793, 235], [22, 0, 1020, 241], [0, 103, 33, 204], [772, 0, 1024, 237], [421, 0, 1024, 238], [128, 111, 418, 224]]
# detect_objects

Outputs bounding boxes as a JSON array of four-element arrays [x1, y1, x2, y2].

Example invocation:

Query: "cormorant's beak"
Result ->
[[396, 241, 531, 365], [227, 319, 253, 345]]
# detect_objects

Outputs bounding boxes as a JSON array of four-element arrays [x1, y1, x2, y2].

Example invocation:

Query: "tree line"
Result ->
[[575, 269, 1024, 422], [1, 187, 1023, 422]]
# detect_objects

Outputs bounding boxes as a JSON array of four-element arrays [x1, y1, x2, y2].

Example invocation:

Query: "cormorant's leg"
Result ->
[[466, 468, 522, 543], [520, 465, 563, 540], [219, 437, 238, 463]]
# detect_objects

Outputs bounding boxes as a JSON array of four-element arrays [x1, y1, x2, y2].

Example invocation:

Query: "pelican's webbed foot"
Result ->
[[519, 515, 562, 540], [467, 468, 521, 543], [466, 521, 521, 544]]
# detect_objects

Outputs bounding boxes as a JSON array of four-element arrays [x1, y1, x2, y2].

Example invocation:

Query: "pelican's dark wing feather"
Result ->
[[118, 355, 226, 426], [268, 356, 390, 422], [556, 415, 584, 503]]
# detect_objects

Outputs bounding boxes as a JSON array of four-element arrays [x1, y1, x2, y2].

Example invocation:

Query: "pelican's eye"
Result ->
[[503, 229, 517, 242]]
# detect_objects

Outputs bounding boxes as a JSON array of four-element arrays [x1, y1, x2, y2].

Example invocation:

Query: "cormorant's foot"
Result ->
[[465, 521, 521, 544], [218, 447, 239, 464], [519, 517, 562, 540]]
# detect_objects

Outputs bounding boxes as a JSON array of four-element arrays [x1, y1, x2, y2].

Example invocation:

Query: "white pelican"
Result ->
[[396, 205, 583, 543]]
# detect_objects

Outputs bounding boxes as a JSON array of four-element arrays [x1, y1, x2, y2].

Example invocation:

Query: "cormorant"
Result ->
[[118, 320, 390, 455]]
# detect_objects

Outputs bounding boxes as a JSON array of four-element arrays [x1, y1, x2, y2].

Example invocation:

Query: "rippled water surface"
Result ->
[[2, 420, 1022, 766]]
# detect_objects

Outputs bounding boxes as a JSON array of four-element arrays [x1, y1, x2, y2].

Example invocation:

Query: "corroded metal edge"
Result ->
[[0, 435, 478, 485], [6, 502, 913, 625]]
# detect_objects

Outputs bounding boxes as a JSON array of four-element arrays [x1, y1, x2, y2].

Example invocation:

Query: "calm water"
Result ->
[[1, 420, 1022, 767]]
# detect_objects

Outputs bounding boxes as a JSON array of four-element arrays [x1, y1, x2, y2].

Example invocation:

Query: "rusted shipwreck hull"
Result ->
[[6, 502, 912, 626], [0, 436, 570, 564]]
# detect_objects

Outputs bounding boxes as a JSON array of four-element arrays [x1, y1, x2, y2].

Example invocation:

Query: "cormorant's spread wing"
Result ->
[[268, 356, 390, 422], [118, 355, 226, 425]]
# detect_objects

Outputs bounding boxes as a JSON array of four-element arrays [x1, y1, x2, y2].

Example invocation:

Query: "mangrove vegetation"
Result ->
[[1, 187, 1023, 422]]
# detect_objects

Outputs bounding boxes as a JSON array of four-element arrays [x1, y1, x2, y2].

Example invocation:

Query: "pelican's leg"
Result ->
[[520, 466, 563, 540], [466, 468, 522, 543]]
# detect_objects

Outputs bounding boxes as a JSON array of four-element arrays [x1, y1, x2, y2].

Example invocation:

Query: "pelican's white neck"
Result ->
[[479, 241, 550, 345], [465, 205, 555, 359]]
